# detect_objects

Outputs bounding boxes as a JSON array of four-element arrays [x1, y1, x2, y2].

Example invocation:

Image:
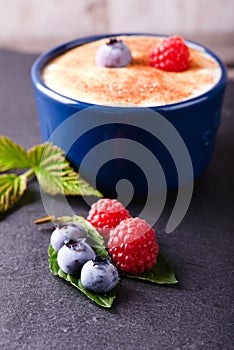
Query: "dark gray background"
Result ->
[[0, 49, 233, 350]]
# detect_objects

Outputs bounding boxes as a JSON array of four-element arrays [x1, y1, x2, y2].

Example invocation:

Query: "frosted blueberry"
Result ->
[[50, 223, 87, 252], [57, 239, 96, 276], [81, 256, 119, 293], [96, 38, 132, 68]]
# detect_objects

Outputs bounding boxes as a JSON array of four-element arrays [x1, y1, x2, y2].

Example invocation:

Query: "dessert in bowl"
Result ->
[[42, 35, 221, 107], [31, 33, 227, 196]]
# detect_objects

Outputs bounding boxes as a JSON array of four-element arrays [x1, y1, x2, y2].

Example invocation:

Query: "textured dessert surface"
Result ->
[[42, 36, 221, 106]]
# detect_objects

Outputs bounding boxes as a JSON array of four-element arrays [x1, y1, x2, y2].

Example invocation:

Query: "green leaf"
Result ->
[[47, 217, 177, 307], [48, 244, 118, 308], [0, 136, 31, 171], [123, 251, 178, 284], [48, 217, 177, 285], [27, 143, 102, 197], [0, 174, 27, 213]]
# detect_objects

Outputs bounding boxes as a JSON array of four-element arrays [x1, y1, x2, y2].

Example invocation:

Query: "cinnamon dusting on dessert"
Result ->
[[42, 36, 221, 106]]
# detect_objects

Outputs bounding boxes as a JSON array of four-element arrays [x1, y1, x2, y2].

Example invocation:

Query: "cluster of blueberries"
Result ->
[[50, 223, 119, 293]]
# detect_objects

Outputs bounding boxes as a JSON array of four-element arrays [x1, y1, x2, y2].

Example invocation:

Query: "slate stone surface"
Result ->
[[0, 49, 233, 350]]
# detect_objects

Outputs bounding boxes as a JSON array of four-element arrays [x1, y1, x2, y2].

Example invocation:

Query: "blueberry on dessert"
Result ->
[[96, 37, 132, 68]]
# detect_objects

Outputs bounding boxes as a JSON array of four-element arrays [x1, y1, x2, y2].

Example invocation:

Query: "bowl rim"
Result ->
[[31, 32, 227, 111]]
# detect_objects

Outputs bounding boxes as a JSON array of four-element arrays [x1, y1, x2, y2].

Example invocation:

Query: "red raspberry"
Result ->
[[149, 35, 189, 72], [108, 217, 159, 274], [87, 199, 131, 240]]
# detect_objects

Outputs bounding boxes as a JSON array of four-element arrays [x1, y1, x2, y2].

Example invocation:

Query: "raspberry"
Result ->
[[87, 199, 131, 240], [149, 35, 189, 72], [108, 217, 159, 274]]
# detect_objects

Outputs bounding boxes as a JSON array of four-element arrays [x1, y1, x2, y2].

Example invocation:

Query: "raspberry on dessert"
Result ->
[[108, 217, 159, 274], [149, 35, 189, 72], [87, 198, 131, 240]]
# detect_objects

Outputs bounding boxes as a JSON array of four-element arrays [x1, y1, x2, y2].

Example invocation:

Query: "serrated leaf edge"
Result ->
[[0, 136, 31, 171], [28, 142, 102, 197], [0, 174, 27, 213]]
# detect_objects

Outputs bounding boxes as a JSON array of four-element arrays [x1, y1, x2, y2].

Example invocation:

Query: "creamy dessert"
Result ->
[[42, 35, 221, 107]]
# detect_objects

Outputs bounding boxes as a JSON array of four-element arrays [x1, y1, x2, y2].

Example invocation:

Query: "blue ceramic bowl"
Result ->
[[31, 33, 227, 197]]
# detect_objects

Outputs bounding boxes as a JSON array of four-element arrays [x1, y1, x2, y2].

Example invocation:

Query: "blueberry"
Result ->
[[57, 239, 96, 276], [81, 256, 119, 293], [62, 223, 87, 239], [50, 223, 87, 252], [96, 38, 132, 68]]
